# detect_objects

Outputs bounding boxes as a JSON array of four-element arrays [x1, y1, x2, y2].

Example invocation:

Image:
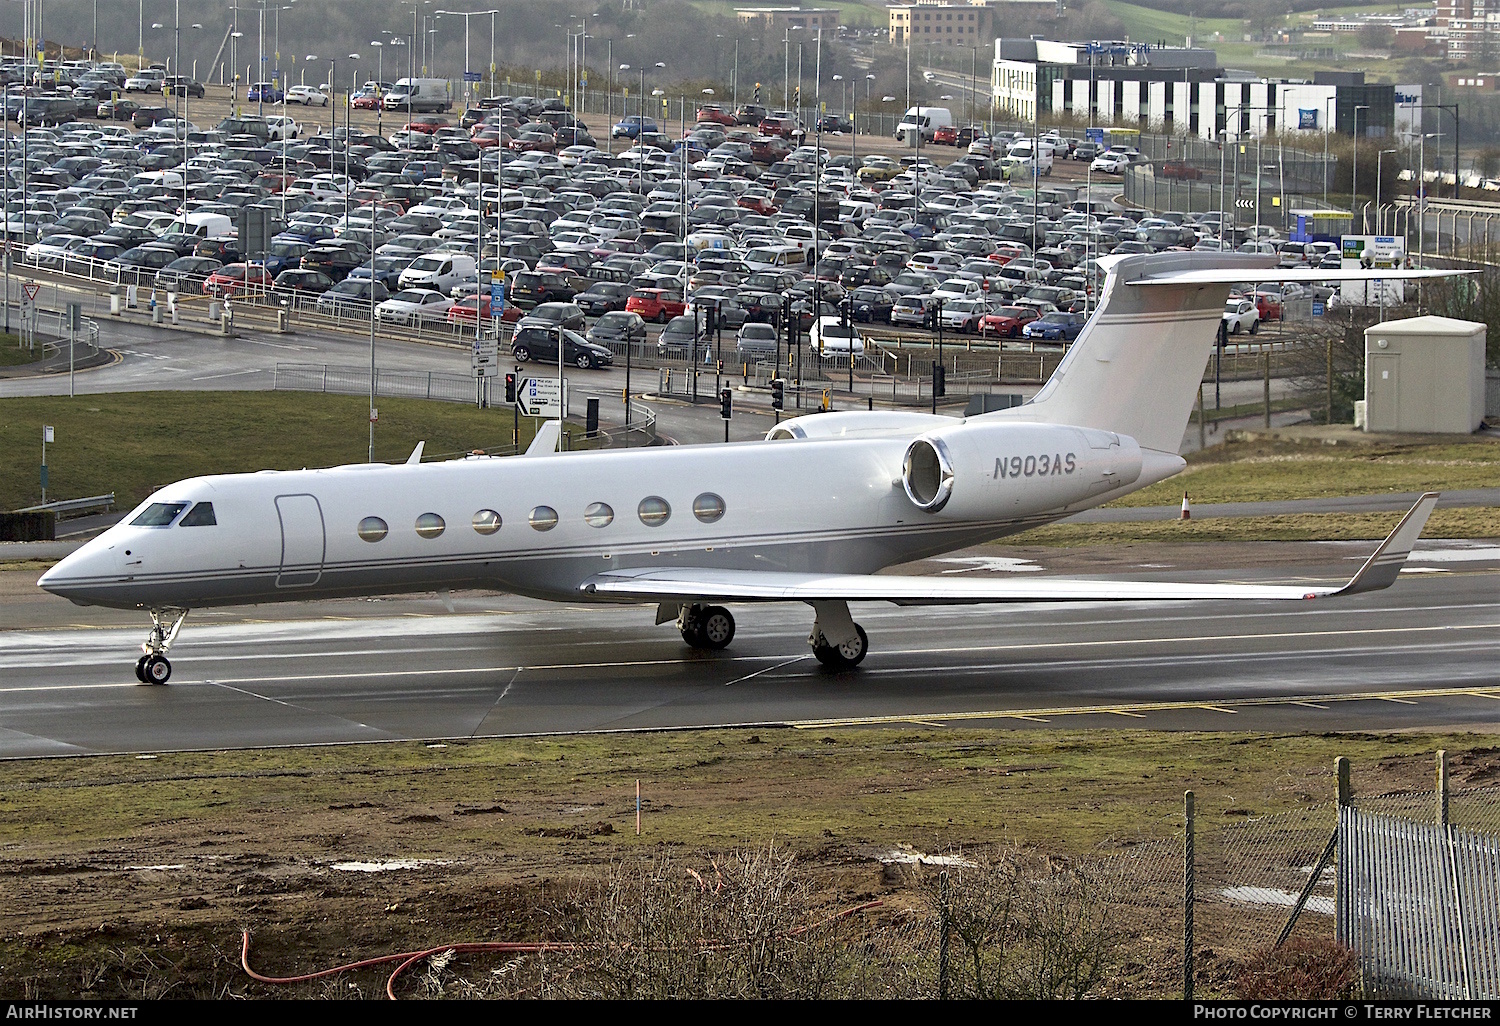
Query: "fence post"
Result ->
[[1183, 789, 1195, 1002], [1264, 349, 1271, 428], [938, 869, 951, 1000], [1437, 749, 1449, 829]]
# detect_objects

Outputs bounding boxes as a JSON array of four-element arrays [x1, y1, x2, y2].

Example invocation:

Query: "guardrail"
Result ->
[[14, 492, 115, 515]]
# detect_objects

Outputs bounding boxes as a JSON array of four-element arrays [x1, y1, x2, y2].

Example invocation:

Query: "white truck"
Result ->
[[894, 105, 954, 145], [382, 77, 453, 114]]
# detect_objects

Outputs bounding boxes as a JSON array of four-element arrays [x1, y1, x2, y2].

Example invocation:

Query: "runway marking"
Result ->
[[1198, 705, 1238, 714], [787, 685, 1500, 730], [190, 369, 261, 381], [207, 680, 386, 734], [723, 655, 808, 687]]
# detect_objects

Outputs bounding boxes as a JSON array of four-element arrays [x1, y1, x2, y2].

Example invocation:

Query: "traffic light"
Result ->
[[504, 372, 516, 404], [770, 378, 785, 410], [719, 388, 732, 420], [932, 362, 946, 399]]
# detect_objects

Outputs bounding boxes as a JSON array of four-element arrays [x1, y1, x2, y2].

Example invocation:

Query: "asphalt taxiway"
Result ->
[[3, 540, 1497, 757]]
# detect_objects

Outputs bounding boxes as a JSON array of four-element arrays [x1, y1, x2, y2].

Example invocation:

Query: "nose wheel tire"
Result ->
[[139, 654, 171, 685], [812, 624, 868, 670]]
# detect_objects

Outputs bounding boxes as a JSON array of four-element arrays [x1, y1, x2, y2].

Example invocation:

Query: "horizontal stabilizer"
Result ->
[[580, 494, 1438, 606]]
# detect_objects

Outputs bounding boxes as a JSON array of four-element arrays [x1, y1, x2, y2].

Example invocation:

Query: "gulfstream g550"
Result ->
[[40, 253, 1449, 683]]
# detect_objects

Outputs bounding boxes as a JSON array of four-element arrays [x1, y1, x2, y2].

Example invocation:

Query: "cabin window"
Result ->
[[357, 516, 388, 542], [529, 505, 558, 531], [415, 512, 446, 539], [638, 496, 671, 527], [692, 493, 725, 523], [584, 502, 614, 528], [472, 509, 502, 535], [130, 502, 188, 527], [179, 502, 217, 527]]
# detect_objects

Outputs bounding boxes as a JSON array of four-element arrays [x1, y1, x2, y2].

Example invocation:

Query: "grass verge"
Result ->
[[0, 333, 44, 368], [1008, 507, 1500, 546], [0, 392, 561, 511], [1113, 436, 1500, 508]]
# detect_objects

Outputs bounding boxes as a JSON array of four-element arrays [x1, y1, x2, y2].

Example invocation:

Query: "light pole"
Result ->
[[1352, 103, 1368, 214], [436, 9, 501, 109], [1376, 147, 1397, 235], [370, 40, 384, 134]]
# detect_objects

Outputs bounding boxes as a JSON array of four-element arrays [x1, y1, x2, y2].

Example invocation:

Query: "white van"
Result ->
[[383, 77, 453, 114], [157, 212, 234, 242], [398, 252, 477, 294], [743, 244, 805, 272], [894, 106, 954, 144]]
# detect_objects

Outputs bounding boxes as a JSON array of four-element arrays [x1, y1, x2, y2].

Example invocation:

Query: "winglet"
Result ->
[[1335, 492, 1440, 596], [405, 441, 425, 465], [524, 420, 562, 457]]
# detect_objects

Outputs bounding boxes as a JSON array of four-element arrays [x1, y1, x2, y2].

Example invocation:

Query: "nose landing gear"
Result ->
[[135, 608, 189, 684]]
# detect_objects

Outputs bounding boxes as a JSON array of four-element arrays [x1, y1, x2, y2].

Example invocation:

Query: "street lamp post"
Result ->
[[1376, 147, 1398, 235], [1352, 103, 1368, 215], [370, 40, 383, 134]]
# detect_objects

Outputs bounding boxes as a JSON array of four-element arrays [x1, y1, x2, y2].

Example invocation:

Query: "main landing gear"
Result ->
[[807, 600, 867, 671], [665, 600, 870, 670], [677, 603, 736, 650], [135, 608, 188, 684]]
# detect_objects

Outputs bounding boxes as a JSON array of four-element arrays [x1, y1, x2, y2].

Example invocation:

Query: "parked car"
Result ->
[[624, 286, 686, 323], [203, 263, 274, 296], [1022, 310, 1087, 342], [585, 310, 647, 350], [510, 325, 613, 368], [286, 85, 329, 106], [1222, 298, 1259, 334], [978, 305, 1041, 338]]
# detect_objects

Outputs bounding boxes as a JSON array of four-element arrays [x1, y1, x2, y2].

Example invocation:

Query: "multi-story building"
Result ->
[[889, 1, 1055, 47], [1436, 0, 1500, 60], [734, 7, 840, 34], [992, 39, 1398, 140]]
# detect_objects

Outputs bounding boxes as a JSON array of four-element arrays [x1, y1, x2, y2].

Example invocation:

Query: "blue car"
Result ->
[[247, 81, 284, 103], [610, 115, 658, 140], [1022, 311, 1087, 341]]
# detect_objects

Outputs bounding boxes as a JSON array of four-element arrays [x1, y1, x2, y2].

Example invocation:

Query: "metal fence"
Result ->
[[1123, 162, 1336, 227], [1339, 804, 1500, 999]]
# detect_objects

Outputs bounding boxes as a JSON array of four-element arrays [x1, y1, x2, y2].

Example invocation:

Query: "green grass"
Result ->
[[1115, 437, 1500, 508], [1008, 506, 1500, 545], [0, 392, 559, 511], [0, 333, 45, 368], [0, 729, 1487, 858]]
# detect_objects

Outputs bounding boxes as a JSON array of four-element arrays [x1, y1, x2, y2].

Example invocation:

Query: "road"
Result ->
[[1, 539, 1497, 758]]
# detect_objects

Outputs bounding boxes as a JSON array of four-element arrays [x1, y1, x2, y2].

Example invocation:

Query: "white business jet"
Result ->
[[41, 253, 1452, 683]]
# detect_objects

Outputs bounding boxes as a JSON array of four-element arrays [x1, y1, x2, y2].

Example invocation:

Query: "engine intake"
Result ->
[[902, 437, 955, 511]]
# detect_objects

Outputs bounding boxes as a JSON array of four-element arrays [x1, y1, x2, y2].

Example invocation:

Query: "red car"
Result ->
[[978, 305, 1041, 338], [509, 131, 556, 153], [203, 263, 273, 296], [750, 135, 792, 164], [1252, 291, 1283, 321], [987, 245, 1029, 266], [446, 294, 521, 327], [1160, 160, 1202, 180], [757, 116, 801, 140], [403, 116, 450, 134], [933, 124, 959, 146], [624, 286, 686, 323], [352, 93, 381, 110], [737, 193, 777, 215], [696, 104, 737, 127]]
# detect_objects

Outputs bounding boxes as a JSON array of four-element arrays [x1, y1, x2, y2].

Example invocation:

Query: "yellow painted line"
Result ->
[[1292, 701, 1330, 710], [1198, 705, 1238, 714], [1109, 710, 1148, 719]]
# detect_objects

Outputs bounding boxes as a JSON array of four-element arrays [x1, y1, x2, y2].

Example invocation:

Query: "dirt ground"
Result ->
[[1, 728, 1494, 1000]]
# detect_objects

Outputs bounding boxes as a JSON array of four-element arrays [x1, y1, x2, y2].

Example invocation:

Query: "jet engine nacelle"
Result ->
[[901, 422, 1143, 519]]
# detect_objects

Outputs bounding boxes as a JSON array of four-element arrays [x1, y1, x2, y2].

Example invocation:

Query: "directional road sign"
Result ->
[[516, 375, 565, 418], [471, 337, 499, 377]]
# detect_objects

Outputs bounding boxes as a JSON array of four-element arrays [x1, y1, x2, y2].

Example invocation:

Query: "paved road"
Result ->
[[2, 540, 1496, 757]]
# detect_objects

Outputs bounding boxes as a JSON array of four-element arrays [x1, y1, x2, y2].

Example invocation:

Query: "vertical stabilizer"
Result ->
[[988, 252, 1278, 453]]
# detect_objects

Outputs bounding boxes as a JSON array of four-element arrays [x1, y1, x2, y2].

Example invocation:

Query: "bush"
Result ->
[[1235, 936, 1359, 999]]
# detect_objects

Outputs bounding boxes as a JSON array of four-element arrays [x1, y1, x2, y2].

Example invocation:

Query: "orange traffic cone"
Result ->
[[1180, 492, 1191, 520]]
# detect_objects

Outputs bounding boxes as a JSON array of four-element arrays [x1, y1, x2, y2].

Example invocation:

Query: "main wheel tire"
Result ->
[[135, 654, 150, 683], [812, 624, 868, 670], [698, 606, 736, 650], [142, 655, 171, 685], [679, 615, 705, 648]]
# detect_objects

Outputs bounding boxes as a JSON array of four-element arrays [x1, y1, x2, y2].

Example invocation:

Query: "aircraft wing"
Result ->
[[1125, 268, 1471, 287], [580, 494, 1438, 605]]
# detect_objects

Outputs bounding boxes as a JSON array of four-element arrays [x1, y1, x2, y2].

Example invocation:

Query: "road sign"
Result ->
[[472, 337, 499, 376], [515, 375, 565, 418], [22, 282, 39, 302], [463, 71, 482, 83], [1235, 199, 1255, 209]]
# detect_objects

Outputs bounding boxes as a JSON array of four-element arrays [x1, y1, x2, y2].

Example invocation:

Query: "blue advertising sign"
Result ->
[[1298, 108, 1319, 130]]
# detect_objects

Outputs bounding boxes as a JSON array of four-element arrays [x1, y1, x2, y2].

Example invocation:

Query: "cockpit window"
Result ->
[[130, 502, 188, 527], [179, 502, 216, 527]]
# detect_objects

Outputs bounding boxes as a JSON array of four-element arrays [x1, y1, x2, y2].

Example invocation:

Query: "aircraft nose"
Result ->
[[39, 538, 123, 603]]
